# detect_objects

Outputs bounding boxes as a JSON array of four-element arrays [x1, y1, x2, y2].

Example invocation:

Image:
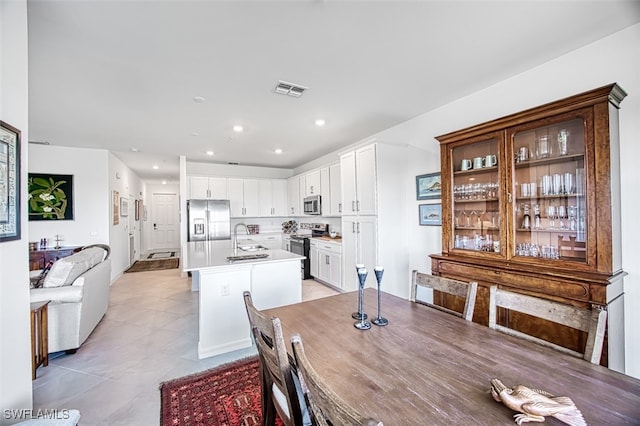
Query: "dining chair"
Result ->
[[410, 270, 478, 321], [488, 285, 607, 364], [291, 334, 384, 426], [243, 291, 311, 426]]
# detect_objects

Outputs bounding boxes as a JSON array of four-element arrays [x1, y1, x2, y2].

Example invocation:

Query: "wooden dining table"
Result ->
[[264, 289, 640, 425]]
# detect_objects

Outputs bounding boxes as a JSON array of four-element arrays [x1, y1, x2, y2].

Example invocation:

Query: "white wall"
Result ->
[[28, 145, 110, 248], [108, 153, 144, 277], [0, 0, 33, 422], [187, 161, 293, 179], [368, 24, 640, 378]]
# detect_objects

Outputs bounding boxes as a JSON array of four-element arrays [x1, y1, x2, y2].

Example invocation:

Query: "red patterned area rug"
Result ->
[[160, 356, 284, 426]]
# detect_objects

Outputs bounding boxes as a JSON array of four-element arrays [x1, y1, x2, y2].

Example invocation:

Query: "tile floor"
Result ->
[[32, 268, 338, 426]]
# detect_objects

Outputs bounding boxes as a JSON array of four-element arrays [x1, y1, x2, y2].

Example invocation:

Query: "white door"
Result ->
[[151, 192, 179, 249]]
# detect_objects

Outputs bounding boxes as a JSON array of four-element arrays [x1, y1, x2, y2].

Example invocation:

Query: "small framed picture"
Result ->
[[416, 172, 441, 200], [419, 203, 442, 226], [120, 197, 129, 217]]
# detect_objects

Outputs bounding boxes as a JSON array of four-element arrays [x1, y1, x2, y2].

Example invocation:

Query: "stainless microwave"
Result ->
[[303, 195, 322, 215]]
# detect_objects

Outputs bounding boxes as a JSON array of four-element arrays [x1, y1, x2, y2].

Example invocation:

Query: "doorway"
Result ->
[[150, 192, 179, 250]]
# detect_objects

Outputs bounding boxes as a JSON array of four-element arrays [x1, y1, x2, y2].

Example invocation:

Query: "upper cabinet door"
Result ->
[[227, 178, 245, 217], [329, 163, 342, 216], [340, 151, 358, 216], [305, 170, 321, 196], [448, 131, 505, 258], [355, 145, 377, 216], [208, 178, 228, 199], [189, 176, 210, 199], [509, 109, 594, 269], [271, 179, 287, 216], [243, 179, 260, 217]]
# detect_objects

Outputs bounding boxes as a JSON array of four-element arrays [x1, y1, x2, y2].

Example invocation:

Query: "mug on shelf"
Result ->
[[484, 154, 497, 167], [517, 146, 529, 163], [460, 159, 472, 171], [473, 157, 484, 169]]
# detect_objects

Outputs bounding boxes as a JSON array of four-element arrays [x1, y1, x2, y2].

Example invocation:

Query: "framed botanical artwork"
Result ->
[[28, 173, 74, 221], [120, 197, 129, 217], [113, 190, 119, 225], [0, 121, 20, 242], [419, 203, 442, 226], [416, 172, 441, 200]]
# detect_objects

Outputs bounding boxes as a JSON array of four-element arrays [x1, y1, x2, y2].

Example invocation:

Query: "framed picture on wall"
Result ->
[[419, 203, 442, 226], [28, 173, 74, 221], [120, 197, 129, 217], [416, 172, 441, 200], [113, 190, 119, 225], [0, 121, 20, 242]]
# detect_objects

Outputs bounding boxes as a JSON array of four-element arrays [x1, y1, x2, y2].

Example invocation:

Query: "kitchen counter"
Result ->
[[182, 240, 303, 271], [182, 240, 305, 359], [311, 236, 342, 243]]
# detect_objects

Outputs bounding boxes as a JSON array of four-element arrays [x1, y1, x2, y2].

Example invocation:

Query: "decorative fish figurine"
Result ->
[[490, 378, 587, 426]]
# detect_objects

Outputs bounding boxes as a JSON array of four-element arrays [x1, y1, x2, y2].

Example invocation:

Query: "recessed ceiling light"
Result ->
[[274, 149, 283, 154], [206, 150, 214, 156], [193, 96, 206, 103], [162, 180, 167, 185], [233, 125, 243, 132], [152, 165, 159, 170], [130, 147, 139, 152], [315, 119, 326, 127]]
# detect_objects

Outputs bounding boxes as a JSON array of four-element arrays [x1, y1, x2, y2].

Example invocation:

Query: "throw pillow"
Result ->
[[43, 247, 106, 288], [30, 260, 54, 289]]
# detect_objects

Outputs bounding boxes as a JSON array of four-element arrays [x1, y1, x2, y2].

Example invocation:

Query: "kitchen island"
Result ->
[[182, 240, 304, 359]]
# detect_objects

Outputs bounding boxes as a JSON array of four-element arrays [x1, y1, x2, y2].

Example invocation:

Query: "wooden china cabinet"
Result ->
[[430, 84, 627, 367]]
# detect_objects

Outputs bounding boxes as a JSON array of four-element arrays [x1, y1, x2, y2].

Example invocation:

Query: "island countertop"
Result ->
[[182, 240, 305, 271]]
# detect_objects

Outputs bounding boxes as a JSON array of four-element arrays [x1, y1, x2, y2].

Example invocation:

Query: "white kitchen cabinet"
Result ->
[[305, 170, 321, 196], [189, 176, 227, 199], [287, 175, 304, 216], [341, 217, 377, 292], [329, 163, 342, 216], [237, 233, 283, 250], [340, 145, 377, 216], [228, 178, 259, 217], [309, 240, 320, 278], [320, 167, 330, 215], [258, 179, 287, 217], [313, 239, 342, 288], [339, 142, 409, 298]]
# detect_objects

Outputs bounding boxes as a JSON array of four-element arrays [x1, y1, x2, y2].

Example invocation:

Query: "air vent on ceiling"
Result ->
[[28, 140, 50, 145], [274, 80, 307, 98]]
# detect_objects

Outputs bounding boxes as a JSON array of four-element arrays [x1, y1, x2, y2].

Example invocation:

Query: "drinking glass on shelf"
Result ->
[[557, 205, 566, 229], [568, 206, 578, 231], [563, 173, 575, 194], [547, 205, 556, 229], [541, 175, 552, 196], [552, 174, 563, 195]]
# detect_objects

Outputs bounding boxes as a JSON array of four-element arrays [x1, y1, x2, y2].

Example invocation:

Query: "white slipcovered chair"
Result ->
[[30, 245, 111, 354]]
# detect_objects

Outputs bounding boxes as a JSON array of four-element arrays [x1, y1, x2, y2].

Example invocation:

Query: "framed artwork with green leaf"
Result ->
[[28, 173, 74, 220]]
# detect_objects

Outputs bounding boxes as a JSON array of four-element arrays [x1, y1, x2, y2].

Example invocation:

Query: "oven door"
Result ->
[[290, 239, 305, 256]]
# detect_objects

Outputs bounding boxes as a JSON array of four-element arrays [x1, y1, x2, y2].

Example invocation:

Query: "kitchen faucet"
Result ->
[[233, 223, 249, 254]]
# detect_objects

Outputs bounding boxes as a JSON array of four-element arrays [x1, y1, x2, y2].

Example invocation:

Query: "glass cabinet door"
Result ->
[[451, 136, 502, 254], [511, 117, 587, 263]]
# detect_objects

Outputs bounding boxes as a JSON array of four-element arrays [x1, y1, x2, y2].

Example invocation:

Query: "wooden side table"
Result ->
[[31, 300, 50, 380]]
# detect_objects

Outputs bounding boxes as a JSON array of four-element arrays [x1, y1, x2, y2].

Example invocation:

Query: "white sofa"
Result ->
[[30, 245, 111, 354]]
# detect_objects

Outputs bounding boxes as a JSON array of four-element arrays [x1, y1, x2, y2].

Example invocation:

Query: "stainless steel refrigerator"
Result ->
[[187, 200, 231, 241]]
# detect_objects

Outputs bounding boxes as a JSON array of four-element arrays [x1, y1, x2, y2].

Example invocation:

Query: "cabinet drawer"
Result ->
[[435, 260, 589, 302]]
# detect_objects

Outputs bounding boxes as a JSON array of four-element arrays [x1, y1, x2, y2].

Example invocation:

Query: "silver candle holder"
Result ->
[[353, 267, 371, 330], [351, 264, 368, 320], [372, 266, 388, 326]]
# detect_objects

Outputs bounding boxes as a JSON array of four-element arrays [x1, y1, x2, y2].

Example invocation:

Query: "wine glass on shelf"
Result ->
[[557, 205, 566, 230], [547, 205, 556, 230]]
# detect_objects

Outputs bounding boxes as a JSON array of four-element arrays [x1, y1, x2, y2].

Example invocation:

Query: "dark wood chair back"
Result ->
[[488, 285, 607, 364], [410, 270, 478, 321], [243, 291, 303, 426], [291, 334, 383, 426]]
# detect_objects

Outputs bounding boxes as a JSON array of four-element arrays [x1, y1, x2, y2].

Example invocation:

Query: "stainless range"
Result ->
[[288, 223, 328, 279]]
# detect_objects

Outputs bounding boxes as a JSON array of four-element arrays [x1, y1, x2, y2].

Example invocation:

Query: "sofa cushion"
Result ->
[[43, 247, 106, 288]]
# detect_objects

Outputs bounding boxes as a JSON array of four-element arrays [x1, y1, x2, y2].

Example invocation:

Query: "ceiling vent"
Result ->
[[28, 140, 50, 145], [274, 80, 307, 98]]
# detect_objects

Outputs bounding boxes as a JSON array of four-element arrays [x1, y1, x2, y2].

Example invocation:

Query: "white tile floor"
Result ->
[[32, 268, 338, 425]]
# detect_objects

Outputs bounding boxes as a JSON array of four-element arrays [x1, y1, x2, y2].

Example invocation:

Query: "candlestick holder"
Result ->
[[353, 267, 371, 330], [351, 265, 368, 320], [372, 266, 388, 326]]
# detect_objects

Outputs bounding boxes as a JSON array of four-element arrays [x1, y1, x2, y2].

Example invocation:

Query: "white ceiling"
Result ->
[[27, 1, 640, 182]]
